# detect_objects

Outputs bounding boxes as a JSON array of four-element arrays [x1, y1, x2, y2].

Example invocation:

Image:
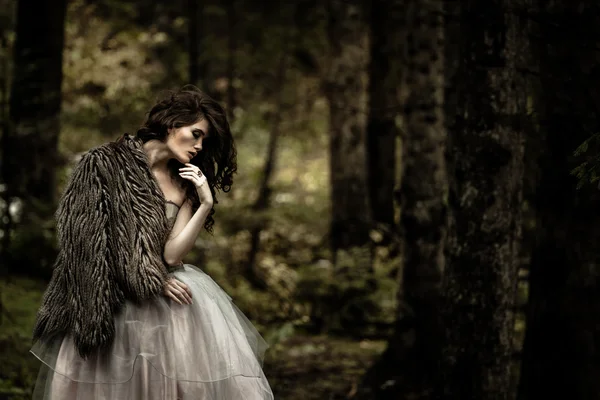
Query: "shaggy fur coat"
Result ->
[[32, 134, 172, 359]]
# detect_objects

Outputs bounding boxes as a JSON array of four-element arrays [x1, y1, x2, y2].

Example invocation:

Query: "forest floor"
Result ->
[[0, 276, 386, 400], [264, 335, 385, 400]]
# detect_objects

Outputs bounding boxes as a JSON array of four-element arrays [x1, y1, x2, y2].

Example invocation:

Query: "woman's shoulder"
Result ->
[[80, 134, 138, 160], [73, 136, 136, 175]]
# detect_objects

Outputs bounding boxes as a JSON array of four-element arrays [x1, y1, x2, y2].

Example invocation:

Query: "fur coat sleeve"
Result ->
[[32, 136, 171, 359]]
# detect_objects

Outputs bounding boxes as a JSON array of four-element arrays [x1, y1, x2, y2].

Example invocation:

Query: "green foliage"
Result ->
[[295, 246, 397, 337], [4, 198, 58, 277], [571, 132, 600, 189], [0, 277, 46, 398], [59, 0, 189, 154]]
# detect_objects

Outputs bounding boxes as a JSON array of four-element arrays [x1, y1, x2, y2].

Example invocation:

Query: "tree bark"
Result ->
[[518, 1, 600, 398], [2, 0, 67, 270], [395, 0, 447, 395], [0, 0, 14, 261], [366, 0, 399, 232], [5, 0, 66, 205], [226, 0, 237, 122], [360, 1, 446, 397], [325, 0, 371, 258], [188, 0, 207, 88], [438, 0, 526, 398], [246, 46, 290, 290], [319, 0, 373, 335]]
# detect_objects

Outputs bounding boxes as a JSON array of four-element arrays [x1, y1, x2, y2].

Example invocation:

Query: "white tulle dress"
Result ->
[[30, 201, 274, 399]]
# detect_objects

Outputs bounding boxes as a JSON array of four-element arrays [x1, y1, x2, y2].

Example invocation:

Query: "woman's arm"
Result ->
[[163, 200, 213, 265]]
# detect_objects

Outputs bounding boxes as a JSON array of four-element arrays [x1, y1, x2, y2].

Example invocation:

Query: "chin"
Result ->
[[178, 153, 191, 163]]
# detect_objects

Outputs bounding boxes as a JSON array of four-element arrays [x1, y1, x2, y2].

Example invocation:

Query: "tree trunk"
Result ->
[[2, 0, 67, 269], [0, 0, 14, 261], [320, 0, 373, 334], [395, 0, 447, 395], [6, 0, 66, 204], [366, 0, 399, 232], [226, 0, 237, 122], [360, 1, 446, 397], [188, 0, 207, 88], [438, 0, 526, 398], [518, 1, 600, 398], [246, 47, 289, 290], [325, 0, 371, 258]]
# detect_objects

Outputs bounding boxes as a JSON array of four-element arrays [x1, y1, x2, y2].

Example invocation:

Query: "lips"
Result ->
[[188, 152, 196, 158]]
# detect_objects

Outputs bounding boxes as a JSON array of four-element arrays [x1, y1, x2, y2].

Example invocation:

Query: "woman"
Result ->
[[30, 85, 274, 399]]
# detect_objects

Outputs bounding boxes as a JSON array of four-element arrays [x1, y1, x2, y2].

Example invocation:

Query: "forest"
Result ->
[[1, 0, 600, 399]]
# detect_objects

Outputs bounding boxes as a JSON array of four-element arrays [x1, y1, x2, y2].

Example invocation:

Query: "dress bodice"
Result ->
[[165, 201, 183, 270], [165, 201, 180, 230]]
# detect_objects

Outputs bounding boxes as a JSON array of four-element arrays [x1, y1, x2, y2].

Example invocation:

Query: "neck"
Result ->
[[142, 139, 172, 172]]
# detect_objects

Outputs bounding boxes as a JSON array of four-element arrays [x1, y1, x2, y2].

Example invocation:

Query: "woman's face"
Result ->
[[166, 119, 210, 163]]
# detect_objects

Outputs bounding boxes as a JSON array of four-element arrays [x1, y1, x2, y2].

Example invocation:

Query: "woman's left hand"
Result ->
[[163, 277, 193, 305]]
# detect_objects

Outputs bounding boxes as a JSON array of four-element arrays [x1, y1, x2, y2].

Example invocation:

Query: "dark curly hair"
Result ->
[[135, 85, 237, 233]]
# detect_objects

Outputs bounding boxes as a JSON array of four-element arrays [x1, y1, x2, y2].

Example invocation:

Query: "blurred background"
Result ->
[[1, 0, 600, 399]]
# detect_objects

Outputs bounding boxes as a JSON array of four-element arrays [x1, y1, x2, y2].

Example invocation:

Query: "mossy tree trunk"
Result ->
[[325, 0, 371, 257], [323, 0, 373, 332], [188, 0, 208, 89], [366, 0, 400, 233], [2, 0, 67, 270], [360, 0, 447, 398], [438, 0, 526, 398], [518, 1, 600, 398], [395, 0, 447, 395]]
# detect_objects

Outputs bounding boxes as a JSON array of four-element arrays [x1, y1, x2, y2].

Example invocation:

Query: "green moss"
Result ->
[[0, 277, 46, 397], [263, 335, 386, 400]]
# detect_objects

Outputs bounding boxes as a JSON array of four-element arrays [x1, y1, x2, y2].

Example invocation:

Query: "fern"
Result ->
[[572, 133, 600, 189]]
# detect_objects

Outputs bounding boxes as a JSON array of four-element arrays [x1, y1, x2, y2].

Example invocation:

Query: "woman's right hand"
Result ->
[[179, 163, 213, 206], [163, 277, 193, 305]]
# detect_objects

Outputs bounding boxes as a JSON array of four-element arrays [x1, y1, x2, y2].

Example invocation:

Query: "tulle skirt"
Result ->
[[30, 264, 274, 399]]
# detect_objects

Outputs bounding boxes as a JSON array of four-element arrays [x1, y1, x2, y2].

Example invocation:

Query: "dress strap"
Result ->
[[165, 200, 181, 208]]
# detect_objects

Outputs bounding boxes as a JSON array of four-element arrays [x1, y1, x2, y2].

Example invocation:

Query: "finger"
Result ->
[[173, 281, 193, 302], [180, 165, 201, 170], [179, 171, 199, 177], [172, 281, 192, 303], [169, 287, 189, 305], [171, 285, 191, 305], [178, 172, 199, 181], [180, 169, 203, 178], [179, 173, 205, 187], [170, 285, 185, 299], [167, 290, 183, 305], [182, 165, 204, 175], [171, 279, 185, 291], [164, 279, 175, 292], [182, 282, 193, 298]]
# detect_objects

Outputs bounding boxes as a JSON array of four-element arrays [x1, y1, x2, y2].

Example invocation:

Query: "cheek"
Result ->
[[173, 133, 193, 147], [183, 133, 197, 145]]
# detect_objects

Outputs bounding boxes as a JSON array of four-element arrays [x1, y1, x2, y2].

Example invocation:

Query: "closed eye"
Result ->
[[193, 129, 206, 139]]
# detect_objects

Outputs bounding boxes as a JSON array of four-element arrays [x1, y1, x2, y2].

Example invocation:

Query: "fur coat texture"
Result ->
[[32, 134, 172, 359]]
